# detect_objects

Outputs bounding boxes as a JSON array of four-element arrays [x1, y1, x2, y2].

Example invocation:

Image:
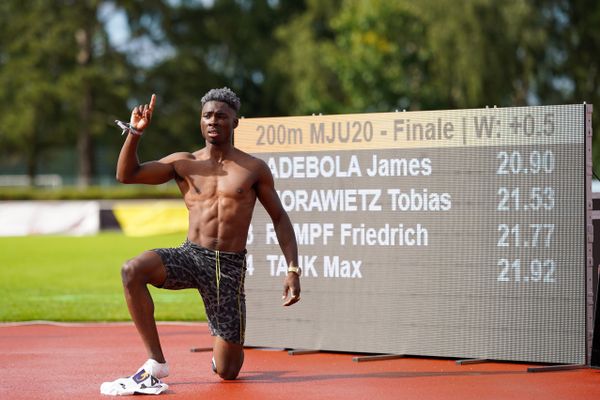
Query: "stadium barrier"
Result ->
[[0, 200, 187, 236]]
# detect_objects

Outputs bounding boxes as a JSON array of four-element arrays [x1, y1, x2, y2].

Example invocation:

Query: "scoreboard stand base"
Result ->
[[455, 358, 488, 365], [352, 354, 405, 362], [527, 364, 587, 373], [287, 349, 321, 355]]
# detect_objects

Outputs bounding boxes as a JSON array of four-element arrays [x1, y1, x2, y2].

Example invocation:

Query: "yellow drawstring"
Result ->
[[215, 251, 221, 308]]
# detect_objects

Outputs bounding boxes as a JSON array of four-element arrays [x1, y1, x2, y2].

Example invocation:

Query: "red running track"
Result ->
[[1, 322, 600, 399]]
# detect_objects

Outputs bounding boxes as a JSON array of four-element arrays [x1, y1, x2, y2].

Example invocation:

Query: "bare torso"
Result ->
[[172, 147, 260, 252]]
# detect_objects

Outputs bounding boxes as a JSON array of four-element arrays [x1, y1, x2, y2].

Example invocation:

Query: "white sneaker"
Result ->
[[100, 360, 169, 396]]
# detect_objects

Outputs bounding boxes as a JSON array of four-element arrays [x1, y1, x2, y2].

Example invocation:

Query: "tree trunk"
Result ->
[[77, 84, 94, 187], [76, 25, 95, 188], [26, 144, 37, 187]]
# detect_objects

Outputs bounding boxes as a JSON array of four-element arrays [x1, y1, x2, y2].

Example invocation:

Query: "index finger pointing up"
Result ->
[[149, 94, 156, 111]]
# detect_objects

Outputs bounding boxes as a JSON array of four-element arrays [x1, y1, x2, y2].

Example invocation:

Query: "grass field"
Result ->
[[0, 233, 207, 322]]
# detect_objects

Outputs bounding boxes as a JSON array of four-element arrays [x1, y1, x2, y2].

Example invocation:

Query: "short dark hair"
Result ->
[[201, 87, 241, 113]]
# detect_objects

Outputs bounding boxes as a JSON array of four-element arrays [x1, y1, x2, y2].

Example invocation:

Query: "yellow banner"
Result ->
[[113, 202, 188, 236]]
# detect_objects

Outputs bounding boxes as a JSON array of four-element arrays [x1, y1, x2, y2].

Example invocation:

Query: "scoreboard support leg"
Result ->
[[526, 364, 587, 373], [288, 349, 321, 355], [352, 354, 405, 362], [455, 359, 588, 371], [456, 358, 488, 365]]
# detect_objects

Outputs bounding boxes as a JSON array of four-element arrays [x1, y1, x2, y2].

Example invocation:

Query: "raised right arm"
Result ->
[[115, 94, 187, 185], [116, 134, 181, 185]]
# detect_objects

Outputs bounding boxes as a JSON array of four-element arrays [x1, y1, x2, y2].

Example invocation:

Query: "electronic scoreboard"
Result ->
[[236, 104, 593, 364]]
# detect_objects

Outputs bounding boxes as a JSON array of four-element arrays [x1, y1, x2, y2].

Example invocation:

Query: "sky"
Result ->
[[98, 2, 175, 67]]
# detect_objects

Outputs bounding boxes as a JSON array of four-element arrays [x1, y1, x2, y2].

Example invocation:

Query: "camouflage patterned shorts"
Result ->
[[153, 240, 247, 344]]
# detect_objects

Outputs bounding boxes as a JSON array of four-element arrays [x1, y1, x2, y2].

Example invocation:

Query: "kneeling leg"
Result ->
[[212, 336, 244, 380]]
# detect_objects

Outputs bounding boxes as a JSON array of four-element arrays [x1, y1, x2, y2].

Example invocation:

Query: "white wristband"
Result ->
[[115, 120, 143, 136]]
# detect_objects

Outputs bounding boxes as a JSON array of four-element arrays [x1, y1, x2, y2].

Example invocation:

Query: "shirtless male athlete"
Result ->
[[100, 88, 300, 395]]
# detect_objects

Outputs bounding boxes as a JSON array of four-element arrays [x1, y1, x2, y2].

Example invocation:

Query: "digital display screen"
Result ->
[[236, 104, 589, 364]]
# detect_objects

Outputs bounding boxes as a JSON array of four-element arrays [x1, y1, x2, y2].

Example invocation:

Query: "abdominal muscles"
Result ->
[[186, 194, 255, 252]]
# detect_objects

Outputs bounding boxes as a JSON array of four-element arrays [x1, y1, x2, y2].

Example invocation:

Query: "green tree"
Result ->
[[0, 0, 306, 184], [0, 1, 74, 182], [419, 0, 547, 108], [272, 0, 550, 114], [533, 0, 600, 171], [134, 0, 306, 160], [0, 0, 167, 187], [2, 0, 598, 185]]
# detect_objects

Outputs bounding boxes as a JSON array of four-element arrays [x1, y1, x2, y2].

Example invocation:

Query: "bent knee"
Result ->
[[121, 257, 154, 287], [121, 259, 141, 287], [218, 367, 241, 381], [121, 252, 166, 288]]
